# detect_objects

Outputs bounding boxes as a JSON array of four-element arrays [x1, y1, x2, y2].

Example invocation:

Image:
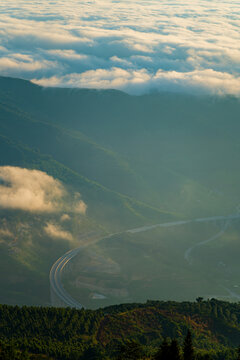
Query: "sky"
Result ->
[[0, 0, 239, 95]]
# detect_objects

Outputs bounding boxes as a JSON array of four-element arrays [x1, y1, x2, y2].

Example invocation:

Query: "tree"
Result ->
[[183, 330, 194, 360], [237, 346, 240, 360], [169, 339, 181, 360], [0, 344, 18, 360], [82, 346, 106, 360], [154, 339, 170, 360], [201, 355, 211, 360], [19, 350, 30, 360], [117, 340, 144, 360]]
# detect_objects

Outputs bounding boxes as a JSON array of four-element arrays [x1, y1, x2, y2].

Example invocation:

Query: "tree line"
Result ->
[[1, 300, 240, 359]]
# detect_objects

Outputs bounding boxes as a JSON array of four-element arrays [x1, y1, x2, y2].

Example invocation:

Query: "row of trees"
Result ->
[[155, 331, 193, 360], [1, 301, 240, 359], [118, 331, 240, 360], [1, 331, 240, 359], [118, 331, 198, 360]]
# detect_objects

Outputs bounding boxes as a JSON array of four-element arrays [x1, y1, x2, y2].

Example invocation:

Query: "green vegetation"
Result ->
[[0, 77, 176, 306], [1, 76, 240, 307], [0, 300, 240, 359], [2, 76, 240, 218], [63, 220, 240, 309]]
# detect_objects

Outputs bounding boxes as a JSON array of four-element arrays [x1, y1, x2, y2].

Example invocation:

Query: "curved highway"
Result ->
[[50, 247, 84, 309], [49, 233, 120, 309], [184, 220, 231, 264], [50, 213, 240, 308]]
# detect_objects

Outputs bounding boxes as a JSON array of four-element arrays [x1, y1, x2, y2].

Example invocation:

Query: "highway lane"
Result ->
[[50, 213, 240, 308], [50, 248, 83, 309], [127, 214, 240, 234], [222, 286, 240, 301], [49, 232, 120, 308], [127, 220, 191, 233], [184, 220, 231, 264]]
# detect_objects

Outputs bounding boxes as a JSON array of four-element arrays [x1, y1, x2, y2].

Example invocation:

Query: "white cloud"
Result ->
[[0, 228, 13, 238], [44, 222, 73, 242], [33, 68, 240, 96], [60, 214, 71, 222], [46, 49, 89, 61], [74, 200, 87, 214], [33, 67, 150, 89], [110, 56, 132, 66], [0, 166, 64, 212], [73, 192, 87, 215], [0, 57, 56, 73], [0, 166, 87, 214], [0, 0, 239, 95]]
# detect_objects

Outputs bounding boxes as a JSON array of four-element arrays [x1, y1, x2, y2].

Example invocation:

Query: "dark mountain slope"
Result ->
[[0, 92, 177, 226], [0, 97, 139, 197], [0, 133, 174, 231], [1, 76, 240, 308], [1, 76, 240, 217]]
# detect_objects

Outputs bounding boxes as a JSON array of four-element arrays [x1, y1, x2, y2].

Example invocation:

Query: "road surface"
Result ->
[[50, 248, 83, 309], [184, 220, 231, 264]]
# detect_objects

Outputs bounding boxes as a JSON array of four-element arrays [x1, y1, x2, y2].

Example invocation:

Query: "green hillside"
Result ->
[[0, 79, 175, 225], [62, 220, 240, 309], [0, 300, 240, 359], [1, 76, 240, 307], [0, 77, 176, 306], [1, 76, 240, 216], [0, 134, 172, 306]]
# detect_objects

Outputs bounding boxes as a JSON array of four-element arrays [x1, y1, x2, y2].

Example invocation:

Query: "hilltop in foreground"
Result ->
[[0, 300, 240, 359]]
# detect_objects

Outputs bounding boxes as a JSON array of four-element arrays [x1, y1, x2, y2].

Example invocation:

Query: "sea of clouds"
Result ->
[[0, 0, 239, 95]]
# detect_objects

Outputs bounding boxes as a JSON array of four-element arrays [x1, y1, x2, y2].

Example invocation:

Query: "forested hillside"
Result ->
[[0, 300, 240, 359]]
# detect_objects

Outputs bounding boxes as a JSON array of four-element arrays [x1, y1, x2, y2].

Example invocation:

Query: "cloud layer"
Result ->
[[0, 166, 87, 214], [0, 0, 240, 95]]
